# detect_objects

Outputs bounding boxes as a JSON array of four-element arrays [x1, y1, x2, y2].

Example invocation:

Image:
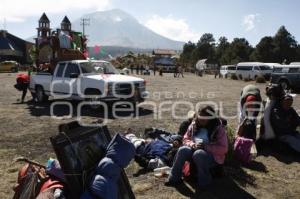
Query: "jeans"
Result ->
[[279, 134, 300, 153], [168, 146, 216, 186]]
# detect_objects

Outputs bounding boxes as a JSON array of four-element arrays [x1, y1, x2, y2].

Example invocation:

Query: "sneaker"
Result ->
[[164, 179, 183, 187]]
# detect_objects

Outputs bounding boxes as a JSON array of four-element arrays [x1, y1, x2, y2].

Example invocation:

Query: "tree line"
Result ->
[[180, 26, 300, 68]]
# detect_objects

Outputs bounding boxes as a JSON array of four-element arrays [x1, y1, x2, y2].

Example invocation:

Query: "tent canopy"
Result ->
[[195, 59, 207, 70]]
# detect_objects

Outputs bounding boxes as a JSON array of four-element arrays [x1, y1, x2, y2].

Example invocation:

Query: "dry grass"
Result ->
[[0, 72, 299, 199]]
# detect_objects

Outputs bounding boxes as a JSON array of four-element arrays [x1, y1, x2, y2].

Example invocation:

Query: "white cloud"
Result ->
[[145, 15, 200, 42], [242, 14, 260, 31], [0, 0, 111, 23]]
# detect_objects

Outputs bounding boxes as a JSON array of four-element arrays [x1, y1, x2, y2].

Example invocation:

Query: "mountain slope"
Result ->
[[71, 9, 184, 50]]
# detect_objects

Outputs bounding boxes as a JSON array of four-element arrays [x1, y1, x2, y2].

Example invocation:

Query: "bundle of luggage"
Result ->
[[13, 122, 136, 199]]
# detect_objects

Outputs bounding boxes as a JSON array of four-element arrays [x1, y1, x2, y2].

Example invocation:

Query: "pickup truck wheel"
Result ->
[[36, 86, 48, 103], [279, 80, 290, 90]]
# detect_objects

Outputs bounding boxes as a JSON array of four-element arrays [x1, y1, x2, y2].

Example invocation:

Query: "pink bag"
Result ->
[[233, 136, 253, 163]]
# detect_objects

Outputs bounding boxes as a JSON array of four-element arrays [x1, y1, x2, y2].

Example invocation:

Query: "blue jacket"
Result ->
[[81, 134, 135, 199], [144, 140, 172, 162]]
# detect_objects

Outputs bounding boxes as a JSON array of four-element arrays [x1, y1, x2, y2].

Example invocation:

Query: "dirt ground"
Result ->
[[0, 72, 299, 199]]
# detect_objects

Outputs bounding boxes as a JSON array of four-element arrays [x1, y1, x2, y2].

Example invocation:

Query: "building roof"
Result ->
[[0, 30, 26, 56], [39, 13, 50, 22], [153, 49, 176, 56], [121, 54, 137, 59], [61, 16, 71, 24]]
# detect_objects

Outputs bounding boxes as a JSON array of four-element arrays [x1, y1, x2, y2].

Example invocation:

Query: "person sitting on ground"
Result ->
[[239, 84, 262, 123], [237, 84, 262, 140], [124, 128, 183, 170], [178, 110, 196, 136], [260, 83, 285, 140], [165, 105, 228, 188], [270, 94, 300, 153]]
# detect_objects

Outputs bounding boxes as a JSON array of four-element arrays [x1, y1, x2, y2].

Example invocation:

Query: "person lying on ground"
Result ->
[[165, 105, 228, 188], [271, 94, 300, 153], [124, 128, 182, 170]]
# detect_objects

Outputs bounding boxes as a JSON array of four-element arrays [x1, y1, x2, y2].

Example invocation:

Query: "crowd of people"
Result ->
[[124, 83, 300, 190], [128, 64, 185, 77]]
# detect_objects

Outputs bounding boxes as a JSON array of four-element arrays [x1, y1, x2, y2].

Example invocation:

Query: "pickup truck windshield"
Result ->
[[80, 62, 119, 74]]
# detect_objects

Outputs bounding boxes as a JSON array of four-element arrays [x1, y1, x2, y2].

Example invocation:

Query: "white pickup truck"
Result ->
[[29, 60, 148, 106]]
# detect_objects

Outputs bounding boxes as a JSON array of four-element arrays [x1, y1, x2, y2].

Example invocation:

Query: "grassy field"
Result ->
[[0, 72, 299, 199]]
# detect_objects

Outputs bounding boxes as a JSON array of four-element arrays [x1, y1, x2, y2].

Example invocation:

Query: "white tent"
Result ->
[[195, 59, 207, 71]]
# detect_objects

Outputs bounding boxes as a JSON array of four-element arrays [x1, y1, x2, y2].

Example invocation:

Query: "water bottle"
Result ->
[[250, 144, 257, 160]]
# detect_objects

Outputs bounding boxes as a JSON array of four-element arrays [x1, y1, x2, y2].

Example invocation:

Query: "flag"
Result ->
[[100, 48, 106, 55], [94, 45, 100, 54], [71, 32, 83, 51]]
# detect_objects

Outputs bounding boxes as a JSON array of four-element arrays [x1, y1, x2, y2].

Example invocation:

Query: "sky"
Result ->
[[1, 0, 300, 46]]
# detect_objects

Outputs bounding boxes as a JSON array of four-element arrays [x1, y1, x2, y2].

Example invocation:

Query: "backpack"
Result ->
[[13, 163, 47, 199], [233, 136, 254, 164], [237, 119, 257, 141]]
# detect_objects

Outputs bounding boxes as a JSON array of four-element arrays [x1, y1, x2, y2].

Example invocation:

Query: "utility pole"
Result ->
[[3, 18, 6, 30], [80, 18, 90, 36]]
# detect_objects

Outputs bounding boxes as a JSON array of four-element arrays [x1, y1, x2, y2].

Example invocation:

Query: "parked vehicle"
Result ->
[[270, 65, 300, 90], [289, 62, 300, 65], [264, 63, 282, 69], [220, 65, 236, 78], [29, 60, 148, 107], [161, 65, 176, 73], [120, 67, 130, 75], [0, 60, 19, 72], [235, 62, 272, 80]]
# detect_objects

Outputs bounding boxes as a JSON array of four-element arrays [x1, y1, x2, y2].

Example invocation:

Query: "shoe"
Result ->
[[164, 179, 183, 187]]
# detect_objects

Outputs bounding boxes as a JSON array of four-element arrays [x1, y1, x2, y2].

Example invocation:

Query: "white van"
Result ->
[[236, 62, 273, 80], [220, 65, 236, 78], [290, 62, 300, 65], [264, 63, 281, 69]]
